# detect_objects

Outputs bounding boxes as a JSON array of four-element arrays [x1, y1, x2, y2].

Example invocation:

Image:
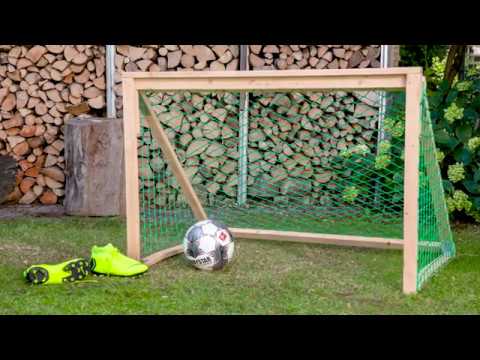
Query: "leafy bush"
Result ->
[[400, 45, 449, 91], [429, 67, 480, 222], [400, 45, 480, 223], [400, 45, 449, 69]]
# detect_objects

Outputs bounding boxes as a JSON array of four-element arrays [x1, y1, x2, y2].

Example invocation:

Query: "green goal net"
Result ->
[[135, 79, 454, 292], [417, 89, 455, 289]]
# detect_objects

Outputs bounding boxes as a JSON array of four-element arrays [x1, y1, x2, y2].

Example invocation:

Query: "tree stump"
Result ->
[[64, 117, 125, 216], [0, 155, 18, 204]]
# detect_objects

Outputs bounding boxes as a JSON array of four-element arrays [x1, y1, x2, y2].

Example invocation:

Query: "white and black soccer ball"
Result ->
[[183, 220, 235, 271]]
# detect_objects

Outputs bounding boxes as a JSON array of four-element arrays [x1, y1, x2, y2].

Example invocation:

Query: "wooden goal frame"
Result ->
[[122, 68, 424, 294]]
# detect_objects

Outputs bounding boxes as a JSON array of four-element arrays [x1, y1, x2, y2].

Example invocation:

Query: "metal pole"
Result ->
[[106, 45, 117, 119], [381, 45, 390, 68], [378, 45, 389, 143], [373, 45, 390, 209], [237, 45, 249, 206]]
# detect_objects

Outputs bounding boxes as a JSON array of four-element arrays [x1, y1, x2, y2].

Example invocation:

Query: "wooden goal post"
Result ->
[[122, 68, 425, 294]]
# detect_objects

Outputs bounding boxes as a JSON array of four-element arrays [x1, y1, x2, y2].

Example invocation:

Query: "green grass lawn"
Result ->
[[0, 216, 479, 315]]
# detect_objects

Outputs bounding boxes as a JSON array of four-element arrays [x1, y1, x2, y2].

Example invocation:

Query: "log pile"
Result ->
[[245, 91, 380, 205], [248, 45, 381, 70], [139, 91, 241, 207], [114, 45, 240, 118], [0, 45, 107, 205], [139, 90, 381, 208], [0, 44, 385, 206], [0, 155, 17, 203], [136, 45, 384, 209]]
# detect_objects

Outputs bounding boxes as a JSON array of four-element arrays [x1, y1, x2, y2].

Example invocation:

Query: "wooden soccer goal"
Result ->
[[122, 68, 455, 295]]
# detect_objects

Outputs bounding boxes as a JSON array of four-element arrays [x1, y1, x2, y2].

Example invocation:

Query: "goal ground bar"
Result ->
[[142, 230, 404, 267], [143, 245, 184, 267], [230, 228, 404, 250]]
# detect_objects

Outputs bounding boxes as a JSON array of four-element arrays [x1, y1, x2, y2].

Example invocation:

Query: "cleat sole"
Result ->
[[25, 259, 91, 285], [62, 259, 91, 283], [25, 267, 49, 285]]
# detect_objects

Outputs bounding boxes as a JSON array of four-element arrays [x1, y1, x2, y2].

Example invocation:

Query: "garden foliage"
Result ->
[[429, 65, 480, 222], [400, 45, 480, 223]]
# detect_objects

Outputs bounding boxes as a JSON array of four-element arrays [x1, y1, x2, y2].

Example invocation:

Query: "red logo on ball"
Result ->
[[219, 231, 227, 241]]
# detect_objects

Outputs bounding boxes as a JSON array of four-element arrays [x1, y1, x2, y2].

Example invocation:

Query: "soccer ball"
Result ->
[[183, 220, 235, 271]]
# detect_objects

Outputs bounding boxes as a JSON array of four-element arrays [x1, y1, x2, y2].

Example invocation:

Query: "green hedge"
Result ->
[[429, 66, 480, 223], [400, 45, 480, 223]]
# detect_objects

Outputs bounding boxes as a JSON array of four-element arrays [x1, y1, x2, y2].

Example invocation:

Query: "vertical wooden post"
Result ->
[[123, 76, 141, 260], [403, 72, 423, 294]]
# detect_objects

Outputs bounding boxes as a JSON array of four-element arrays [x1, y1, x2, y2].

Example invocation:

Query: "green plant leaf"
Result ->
[[434, 129, 459, 151], [429, 94, 444, 110], [438, 79, 451, 93], [463, 108, 477, 121], [473, 79, 480, 92], [463, 180, 480, 195], [446, 90, 459, 104], [471, 96, 480, 109], [434, 129, 453, 144], [474, 168, 480, 183], [473, 196, 480, 209], [453, 147, 472, 165], [455, 124, 473, 143], [443, 180, 454, 194]]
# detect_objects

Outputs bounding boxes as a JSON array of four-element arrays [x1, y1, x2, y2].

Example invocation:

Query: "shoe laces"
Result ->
[[109, 245, 129, 259], [102, 244, 120, 254]]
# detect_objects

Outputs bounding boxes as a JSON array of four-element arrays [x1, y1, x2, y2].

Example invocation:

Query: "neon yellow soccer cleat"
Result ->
[[23, 259, 91, 285], [90, 244, 148, 277]]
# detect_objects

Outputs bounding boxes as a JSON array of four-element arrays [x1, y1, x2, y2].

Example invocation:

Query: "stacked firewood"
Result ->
[[139, 90, 381, 208], [131, 45, 385, 209], [139, 91, 241, 207], [114, 45, 240, 118], [0, 44, 386, 206], [0, 45, 106, 205], [248, 45, 381, 70], [245, 91, 380, 205]]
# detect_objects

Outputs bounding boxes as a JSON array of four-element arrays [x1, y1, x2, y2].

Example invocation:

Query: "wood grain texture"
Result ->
[[0, 155, 17, 203], [230, 228, 403, 250], [143, 245, 184, 266], [128, 68, 420, 92], [64, 117, 124, 216], [403, 73, 423, 294], [123, 78, 141, 260], [124, 67, 422, 79]]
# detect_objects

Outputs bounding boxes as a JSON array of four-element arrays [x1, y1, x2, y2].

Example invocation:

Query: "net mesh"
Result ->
[[136, 83, 454, 291], [417, 88, 455, 290]]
